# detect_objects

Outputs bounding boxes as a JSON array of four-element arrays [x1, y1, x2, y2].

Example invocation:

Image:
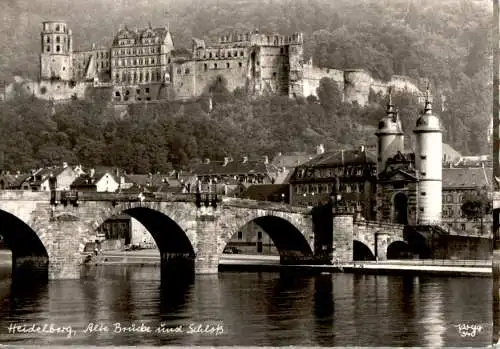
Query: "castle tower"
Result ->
[[414, 88, 442, 225], [375, 89, 405, 175], [40, 21, 73, 81], [288, 32, 304, 98]]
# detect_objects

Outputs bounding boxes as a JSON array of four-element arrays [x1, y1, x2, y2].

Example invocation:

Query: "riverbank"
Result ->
[[89, 250, 492, 277]]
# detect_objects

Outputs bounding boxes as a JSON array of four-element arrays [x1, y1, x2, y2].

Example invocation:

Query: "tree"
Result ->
[[461, 188, 492, 234]]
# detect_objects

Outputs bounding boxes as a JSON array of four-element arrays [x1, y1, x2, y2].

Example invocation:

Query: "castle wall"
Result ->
[[344, 70, 372, 106], [371, 75, 421, 95], [7, 79, 90, 101], [302, 64, 344, 98], [193, 58, 248, 96]]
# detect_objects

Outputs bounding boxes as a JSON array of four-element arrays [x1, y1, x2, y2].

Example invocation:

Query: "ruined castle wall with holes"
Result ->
[[35, 21, 422, 105]]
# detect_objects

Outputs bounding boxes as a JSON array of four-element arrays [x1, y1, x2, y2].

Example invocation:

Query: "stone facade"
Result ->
[[36, 21, 421, 105]]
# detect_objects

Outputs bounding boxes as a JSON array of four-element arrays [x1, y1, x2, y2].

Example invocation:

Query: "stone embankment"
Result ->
[[85, 249, 491, 277]]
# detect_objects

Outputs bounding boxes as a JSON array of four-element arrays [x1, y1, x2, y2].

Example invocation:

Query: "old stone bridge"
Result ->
[[0, 190, 408, 279]]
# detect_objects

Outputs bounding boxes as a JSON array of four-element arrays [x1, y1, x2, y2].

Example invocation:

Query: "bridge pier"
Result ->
[[194, 209, 219, 274], [375, 232, 389, 261], [45, 216, 87, 280], [331, 213, 354, 264]]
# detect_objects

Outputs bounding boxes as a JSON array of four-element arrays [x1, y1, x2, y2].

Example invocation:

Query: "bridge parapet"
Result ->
[[0, 190, 50, 201], [354, 219, 406, 231], [221, 197, 311, 214]]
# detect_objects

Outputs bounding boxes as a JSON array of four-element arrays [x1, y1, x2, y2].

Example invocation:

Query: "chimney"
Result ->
[[316, 144, 325, 155], [204, 158, 210, 164], [90, 168, 95, 178], [263, 155, 269, 164], [120, 176, 125, 185], [242, 156, 248, 163], [223, 157, 230, 166], [359, 145, 365, 153], [62, 162, 68, 168]]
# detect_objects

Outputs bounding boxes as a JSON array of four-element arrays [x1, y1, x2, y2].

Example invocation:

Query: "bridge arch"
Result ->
[[220, 208, 314, 263], [353, 240, 375, 261], [0, 209, 49, 273], [387, 240, 411, 259], [87, 201, 196, 263]]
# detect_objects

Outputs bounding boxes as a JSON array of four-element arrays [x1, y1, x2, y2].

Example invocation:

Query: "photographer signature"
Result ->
[[452, 323, 484, 338]]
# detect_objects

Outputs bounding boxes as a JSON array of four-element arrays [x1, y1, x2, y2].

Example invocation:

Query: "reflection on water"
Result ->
[[0, 265, 492, 346]]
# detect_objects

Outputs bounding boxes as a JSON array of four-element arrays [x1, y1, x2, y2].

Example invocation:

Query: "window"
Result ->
[[136, 89, 140, 94], [56, 24, 60, 31], [273, 72, 277, 79], [214, 63, 217, 69], [209, 52, 213, 58], [185, 68, 190, 74], [115, 91, 120, 97], [151, 58, 155, 64], [115, 74, 119, 81], [46, 46, 50, 52], [421, 155, 427, 160], [228, 51, 232, 57], [421, 192, 426, 196], [134, 59, 137, 65], [46, 36, 50, 43], [238, 62, 242, 68], [240, 51, 244, 57], [257, 231, 262, 240], [145, 87, 150, 93], [461, 224, 466, 231], [226, 63, 230, 68], [204, 63, 208, 71], [56, 45, 60, 52], [237, 231, 242, 240], [177, 68, 182, 74]]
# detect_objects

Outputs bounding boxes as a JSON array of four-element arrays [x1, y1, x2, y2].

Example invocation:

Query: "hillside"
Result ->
[[0, 0, 493, 159]]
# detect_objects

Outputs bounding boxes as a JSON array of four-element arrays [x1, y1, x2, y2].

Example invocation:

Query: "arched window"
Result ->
[[204, 63, 208, 71], [56, 45, 60, 52], [214, 63, 217, 69], [145, 71, 150, 81], [139, 72, 143, 82], [227, 63, 230, 68], [56, 24, 60, 31], [46, 36, 50, 43]]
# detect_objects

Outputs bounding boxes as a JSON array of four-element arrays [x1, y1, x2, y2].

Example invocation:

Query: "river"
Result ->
[[0, 264, 492, 347]]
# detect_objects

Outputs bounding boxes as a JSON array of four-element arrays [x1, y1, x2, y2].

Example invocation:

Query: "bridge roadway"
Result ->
[[0, 190, 453, 280]]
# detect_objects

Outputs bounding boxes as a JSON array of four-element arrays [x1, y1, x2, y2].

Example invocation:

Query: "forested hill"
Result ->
[[0, 0, 493, 168]]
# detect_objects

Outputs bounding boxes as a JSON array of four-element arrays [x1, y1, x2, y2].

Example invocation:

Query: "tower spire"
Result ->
[[387, 86, 395, 115], [424, 81, 432, 113]]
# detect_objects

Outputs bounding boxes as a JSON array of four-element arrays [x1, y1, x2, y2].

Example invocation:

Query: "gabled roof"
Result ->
[[271, 152, 318, 168], [378, 167, 418, 182], [113, 26, 172, 45], [301, 148, 377, 167], [442, 167, 492, 189]]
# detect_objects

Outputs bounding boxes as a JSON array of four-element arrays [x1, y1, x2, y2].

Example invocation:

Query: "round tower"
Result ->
[[375, 90, 405, 175], [414, 88, 442, 225], [40, 21, 73, 81]]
